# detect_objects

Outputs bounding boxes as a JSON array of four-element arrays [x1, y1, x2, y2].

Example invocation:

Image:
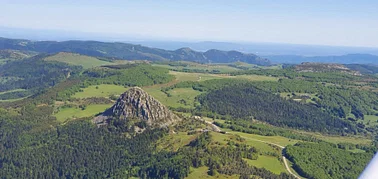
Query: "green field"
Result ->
[[44, 52, 114, 69], [170, 71, 278, 82], [358, 115, 378, 127], [53, 104, 111, 122], [244, 156, 287, 175], [153, 62, 241, 73], [143, 87, 202, 109], [72, 84, 128, 99], [186, 167, 240, 179], [157, 132, 200, 152], [186, 166, 239, 179], [227, 131, 298, 147]]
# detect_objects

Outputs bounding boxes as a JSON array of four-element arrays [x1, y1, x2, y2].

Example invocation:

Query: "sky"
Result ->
[[1, 0, 378, 47]]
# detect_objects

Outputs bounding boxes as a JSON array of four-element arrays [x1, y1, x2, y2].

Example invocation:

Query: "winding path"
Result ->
[[200, 118, 302, 179], [225, 131, 301, 179]]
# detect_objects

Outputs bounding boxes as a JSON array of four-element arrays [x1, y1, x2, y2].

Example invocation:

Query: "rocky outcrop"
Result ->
[[93, 87, 180, 128]]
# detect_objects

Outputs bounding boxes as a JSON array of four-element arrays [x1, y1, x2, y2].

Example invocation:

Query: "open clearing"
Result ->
[[186, 166, 239, 179], [44, 52, 113, 69], [170, 71, 278, 82], [153, 62, 241, 73], [157, 132, 200, 152], [0, 88, 26, 95], [53, 104, 111, 122], [143, 87, 201, 109], [72, 84, 128, 98], [357, 115, 378, 127], [227, 131, 299, 147], [244, 156, 287, 175]]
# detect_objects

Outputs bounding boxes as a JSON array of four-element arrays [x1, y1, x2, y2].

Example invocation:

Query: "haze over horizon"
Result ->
[[1, 0, 378, 48]]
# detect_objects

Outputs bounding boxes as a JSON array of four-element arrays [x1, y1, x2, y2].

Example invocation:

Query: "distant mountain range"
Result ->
[[0, 37, 271, 66], [266, 54, 378, 65], [128, 41, 378, 56]]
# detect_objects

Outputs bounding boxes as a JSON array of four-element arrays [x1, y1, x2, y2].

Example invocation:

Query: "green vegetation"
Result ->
[[72, 84, 128, 99], [0, 55, 82, 96], [144, 87, 202, 109], [153, 61, 241, 73], [197, 84, 354, 134], [44, 52, 113, 69], [170, 71, 277, 82], [83, 64, 174, 87], [285, 142, 373, 179], [186, 167, 239, 179], [53, 104, 111, 122], [244, 156, 286, 175], [1, 49, 378, 179]]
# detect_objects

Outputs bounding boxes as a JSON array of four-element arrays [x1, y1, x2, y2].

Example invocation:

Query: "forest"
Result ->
[[285, 142, 372, 179], [196, 84, 355, 134], [0, 106, 293, 179]]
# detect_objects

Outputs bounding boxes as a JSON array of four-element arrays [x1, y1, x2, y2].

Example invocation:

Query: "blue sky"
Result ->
[[1, 0, 378, 47]]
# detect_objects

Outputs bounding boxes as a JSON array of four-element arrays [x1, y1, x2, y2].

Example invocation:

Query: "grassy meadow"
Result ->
[[72, 84, 128, 99], [53, 104, 111, 122], [169, 71, 278, 82], [244, 156, 286, 175], [44, 52, 114, 69]]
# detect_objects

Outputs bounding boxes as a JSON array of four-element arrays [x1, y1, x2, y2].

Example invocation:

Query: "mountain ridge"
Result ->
[[0, 37, 271, 66]]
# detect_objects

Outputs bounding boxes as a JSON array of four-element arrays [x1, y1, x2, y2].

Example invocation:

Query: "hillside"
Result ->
[[0, 49, 37, 59], [0, 37, 271, 66], [44, 52, 113, 69], [266, 54, 378, 65], [294, 62, 361, 75]]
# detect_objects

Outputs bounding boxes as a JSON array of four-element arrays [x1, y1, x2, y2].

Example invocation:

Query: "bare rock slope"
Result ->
[[94, 87, 180, 127]]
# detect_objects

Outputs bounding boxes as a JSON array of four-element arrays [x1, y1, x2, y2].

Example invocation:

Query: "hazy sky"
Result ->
[[1, 0, 378, 47]]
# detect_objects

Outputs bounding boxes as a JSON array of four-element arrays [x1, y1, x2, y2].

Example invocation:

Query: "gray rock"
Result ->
[[93, 87, 180, 128]]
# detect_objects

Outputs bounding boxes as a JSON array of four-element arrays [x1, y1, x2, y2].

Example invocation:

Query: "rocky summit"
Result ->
[[93, 87, 180, 128]]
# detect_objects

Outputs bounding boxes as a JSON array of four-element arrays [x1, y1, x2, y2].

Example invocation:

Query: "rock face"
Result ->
[[93, 87, 180, 127]]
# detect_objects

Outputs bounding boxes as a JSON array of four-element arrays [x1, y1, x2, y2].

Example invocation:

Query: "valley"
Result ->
[[0, 38, 377, 179]]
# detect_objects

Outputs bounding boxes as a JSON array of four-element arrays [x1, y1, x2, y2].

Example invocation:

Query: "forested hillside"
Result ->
[[0, 54, 82, 100], [285, 142, 372, 179], [197, 84, 354, 134], [0, 37, 271, 65]]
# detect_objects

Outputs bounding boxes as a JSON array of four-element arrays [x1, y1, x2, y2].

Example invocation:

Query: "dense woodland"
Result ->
[[0, 106, 293, 178], [285, 142, 372, 179], [197, 84, 354, 134]]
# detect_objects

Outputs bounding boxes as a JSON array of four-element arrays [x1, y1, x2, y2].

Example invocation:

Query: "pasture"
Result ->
[[44, 52, 113, 69], [143, 87, 202, 109], [170, 71, 278, 82], [72, 84, 128, 99], [186, 166, 239, 179], [152, 62, 241, 73], [244, 156, 287, 175], [53, 104, 111, 122]]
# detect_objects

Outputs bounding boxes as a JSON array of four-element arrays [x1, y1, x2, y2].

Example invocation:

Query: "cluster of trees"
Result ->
[[197, 84, 355, 134], [0, 90, 31, 100], [230, 69, 367, 85], [165, 77, 378, 136], [0, 104, 294, 178], [0, 55, 82, 99], [214, 120, 321, 142], [252, 79, 378, 119], [82, 64, 174, 87], [285, 142, 373, 179]]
